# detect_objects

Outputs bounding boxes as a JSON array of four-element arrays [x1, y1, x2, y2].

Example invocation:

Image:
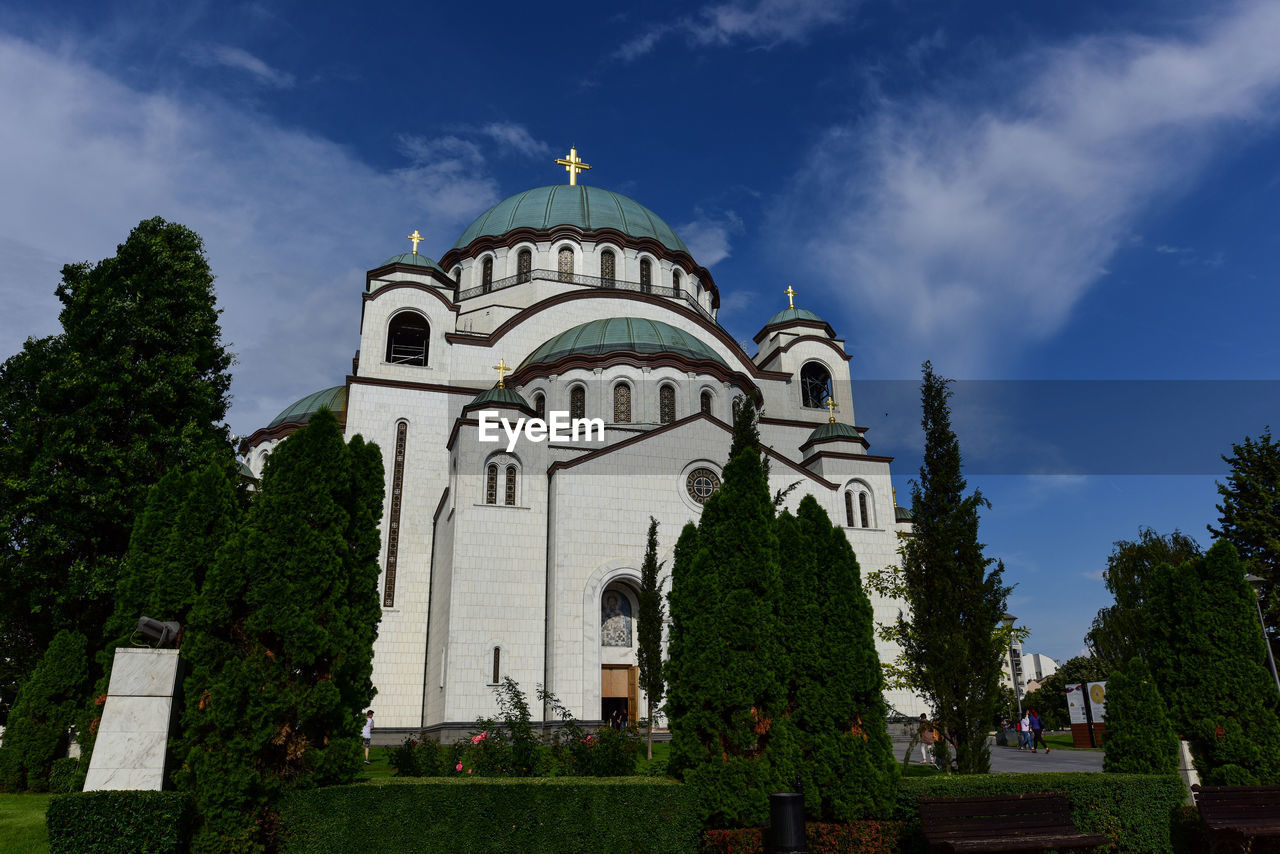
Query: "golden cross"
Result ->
[[824, 395, 837, 424], [407, 229, 425, 255], [492, 358, 510, 388], [555, 146, 591, 186], [784, 285, 797, 309]]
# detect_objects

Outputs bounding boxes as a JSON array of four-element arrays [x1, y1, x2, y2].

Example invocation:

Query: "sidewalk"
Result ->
[[890, 733, 1104, 774]]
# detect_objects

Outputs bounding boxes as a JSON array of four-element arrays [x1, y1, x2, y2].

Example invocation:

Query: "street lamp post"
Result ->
[[1245, 574, 1280, 700]]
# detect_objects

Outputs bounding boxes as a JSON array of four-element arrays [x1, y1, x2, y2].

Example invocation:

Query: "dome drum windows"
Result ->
[[386, 311, 429, 367], [517, 249, 532, 284], [481, 256, 494, 293], [659, 384, 676, 425], [533, 392, 546, 420], [558, 246, 575, 282], [613, 383, 631, 423], [800, 362, 833, 409], [639, 258, 652, 294], [569, 385, 586, 421], [700, 390, 713, 415], [601, 249, 616, 286]]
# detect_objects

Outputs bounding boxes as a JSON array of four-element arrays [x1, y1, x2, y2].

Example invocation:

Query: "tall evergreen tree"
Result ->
[[175, 409, 383, 851], [0, 218, 233, 718], [1103, 657, 1178, 775], [1144, 541, 1280, 785], [0, 630, 89, 792], [1085, 529, 1202, 675], [1210, 428, 1280, 650], [778, 496, 895, 821], [636, 517, 665, 762], [666, 400, 792, 827], [897, 361, 1009, 774]]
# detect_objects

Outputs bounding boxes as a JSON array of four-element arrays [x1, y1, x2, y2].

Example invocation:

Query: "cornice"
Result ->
[[509, 351, 759, 399], [365, 263, 458, 293], [753, 317, 838, 345], [799, 433, 870, 453], [805, 450, 896, 465], [758, 334, 851, 365], [440, 224, 720, 310]]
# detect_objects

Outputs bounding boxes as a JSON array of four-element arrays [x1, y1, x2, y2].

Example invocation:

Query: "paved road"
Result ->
[[892, 736, 1104, 773]]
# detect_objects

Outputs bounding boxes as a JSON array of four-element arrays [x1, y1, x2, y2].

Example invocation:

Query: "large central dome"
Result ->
[[453, 185, 689, 254], [519, 317, 726, 370]]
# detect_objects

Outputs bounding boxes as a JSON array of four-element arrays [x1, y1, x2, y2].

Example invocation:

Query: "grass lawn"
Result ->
[[1043, 732, 1101, 752], [0, 793, 52, 854]]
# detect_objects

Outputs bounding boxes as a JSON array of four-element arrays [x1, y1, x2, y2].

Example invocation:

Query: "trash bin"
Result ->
[[769, 792, 806, 853]]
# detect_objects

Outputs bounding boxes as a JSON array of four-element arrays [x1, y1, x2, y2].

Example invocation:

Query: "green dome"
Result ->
[[766, 307, 825, 327], [467, 386, 533, 412], [454, 186, 689, 254], [519, 318, 726, 369], [805, 421, 863, 444], [380, 253, 448, 275], [268, 386, 347, 428], [895, 505, 913, 523]]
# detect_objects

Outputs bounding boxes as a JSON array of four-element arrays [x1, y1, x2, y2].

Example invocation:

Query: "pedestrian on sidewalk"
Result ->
[[1019, 712, 1032, 750], [1029, 709, 1049, 753], [917, 713, 937, 767]]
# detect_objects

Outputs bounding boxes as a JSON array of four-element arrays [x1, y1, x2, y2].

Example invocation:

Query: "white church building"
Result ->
[[241, 152, 922, 736]]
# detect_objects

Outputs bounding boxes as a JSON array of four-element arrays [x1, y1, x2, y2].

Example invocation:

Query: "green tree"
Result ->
[[636, 517, 665, 762], [1210, 428, 1280, 652], [175, 409, 383, 851], [0, 218, 233, 718], [1144, 541, 1280, 785], [0, 630, 89, 792], [777, 496, 895, 821], [1103, 657, 1178, 775], [896, 361, 1009, 774], [666, 400, 792, 827], [1085, 529, 1202, 674]]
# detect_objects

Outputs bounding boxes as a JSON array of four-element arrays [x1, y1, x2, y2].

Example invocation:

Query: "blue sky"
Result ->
[[2, 0, 1278, 664]]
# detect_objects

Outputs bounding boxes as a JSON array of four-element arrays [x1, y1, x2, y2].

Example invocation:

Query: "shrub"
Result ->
[[48, 757, 85, 794], [895, 773, 1185, 853], [388, 734, 445, 777], [541, 684, 639, 777], [278, 777, 700, 854], [701, 821, 905, 853], [46, 790, 193, 854], [3, 630, 89, 792], [1104, 657, 1179, 774], [0, 746, 24, 792]]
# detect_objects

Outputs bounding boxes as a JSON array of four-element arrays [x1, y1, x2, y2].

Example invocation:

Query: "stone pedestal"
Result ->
[[83, 648, 181, 791]]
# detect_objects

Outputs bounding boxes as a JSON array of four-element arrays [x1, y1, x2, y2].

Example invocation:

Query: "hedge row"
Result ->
[[702, 821, 905, 854], [895, 773, 1186, 853], [278, 777, 701, 854], [45, 790, 193, 854]]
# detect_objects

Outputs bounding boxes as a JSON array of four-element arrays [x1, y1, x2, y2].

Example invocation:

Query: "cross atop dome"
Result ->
[[825, 395, 838, 423], [407, 229, 425, 255], [555, 146, 592, 186], [784, 285, 797, 309], [492, 358, 511, 388]]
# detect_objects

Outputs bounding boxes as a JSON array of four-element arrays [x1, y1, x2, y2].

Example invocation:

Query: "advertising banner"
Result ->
[[1087, 681, 1107, 721], [1065, 683, 1088, 725]]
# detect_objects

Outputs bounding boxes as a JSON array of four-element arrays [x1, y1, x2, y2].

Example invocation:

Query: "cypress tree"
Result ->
[[1144, 541, 1280, 785], [778, 496, 895, 821], [636, 517, 665, 762], [666, 400, 791, 827], [1103, 657, 1178, 775], [898, 361, 1009, 774], [1, 630, 89, 792], [175, 409, 383, 850]]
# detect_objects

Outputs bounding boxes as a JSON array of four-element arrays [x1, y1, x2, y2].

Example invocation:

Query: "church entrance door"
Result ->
[[601, 664, 637, 725]]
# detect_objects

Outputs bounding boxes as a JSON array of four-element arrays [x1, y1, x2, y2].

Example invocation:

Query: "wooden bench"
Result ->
[[1193, 784, 1280, 852], [918, 791, 1110, 852]]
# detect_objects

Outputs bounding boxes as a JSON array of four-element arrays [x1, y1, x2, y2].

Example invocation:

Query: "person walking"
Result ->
[[362, 710, 375, 764], [1019, 712, 1032, 751], [1029, 709, 1049, 753], [917, 713, 937, 767]]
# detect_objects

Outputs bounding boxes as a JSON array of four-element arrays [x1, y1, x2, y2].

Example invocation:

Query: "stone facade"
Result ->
[[242, 185, 927, 735]]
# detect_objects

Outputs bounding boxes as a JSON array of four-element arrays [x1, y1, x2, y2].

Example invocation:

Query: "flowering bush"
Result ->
[[387, 734, 445, 777]]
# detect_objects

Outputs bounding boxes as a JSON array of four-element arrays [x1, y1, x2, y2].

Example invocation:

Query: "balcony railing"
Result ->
[[458, 268, 716, 323]]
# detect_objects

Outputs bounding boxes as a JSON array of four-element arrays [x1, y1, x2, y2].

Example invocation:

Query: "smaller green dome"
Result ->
[[520, 317, 727, 369], [895, 505, 913, 523], [805, 421, 863, 444], [269, 386, 347, 428], [467, 386, 533, 413], [381, 253, 448, 275], [766, 306, 825, 327]]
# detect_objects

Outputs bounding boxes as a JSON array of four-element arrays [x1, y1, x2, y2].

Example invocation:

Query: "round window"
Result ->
[[685, 468, 722, 504]]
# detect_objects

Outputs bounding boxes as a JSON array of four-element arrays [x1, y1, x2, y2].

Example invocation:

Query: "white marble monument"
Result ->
[[83, 648, 181, 791]]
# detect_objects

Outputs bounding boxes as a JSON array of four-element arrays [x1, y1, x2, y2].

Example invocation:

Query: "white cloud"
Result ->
[[0, 34, 500, 436], [186, 44, 295, 88], [782, 0, 1280, 374], [480, 122, 551, 159], [618, 0, 859, 60], [678, 211, 743, 267]]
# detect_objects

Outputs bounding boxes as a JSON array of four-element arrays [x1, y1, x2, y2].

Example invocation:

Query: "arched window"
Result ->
[[640, 258, 652, 293], [659, 384, 676, 425], [451, 266, 462, 284], [533, 392, 545, 420], [601, 249, 616, 286], [570, 385, 586, 421], [700, 390, 713, 415], [485, 464, 498, 504], [845, 491, 855, 527], [491, 647, 501, 684], [859, 493, 871, 528], [558, 246, 574, 282], [482, 256, 493, 292], [386, 311, 429, 366], [800, 362, 833, 409], [517, 249, 532, 283], [602, 588, 634, 647], [613, 383, 631, 423], [672, 269, 682, 294], [384, 421, 408, 607], [505, 464, 518, 506]]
